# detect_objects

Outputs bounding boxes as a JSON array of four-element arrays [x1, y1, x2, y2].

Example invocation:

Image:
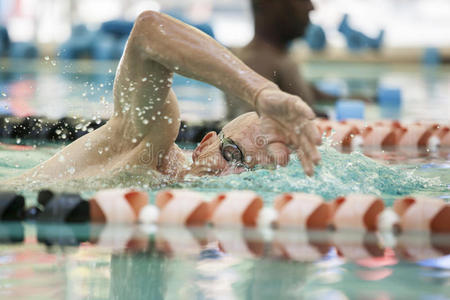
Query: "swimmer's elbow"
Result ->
[[132, 11, 167, 56], [135, 10, 162, 28]]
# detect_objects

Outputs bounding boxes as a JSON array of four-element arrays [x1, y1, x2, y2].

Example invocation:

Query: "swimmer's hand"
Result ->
[[256, 88, 321, 176]]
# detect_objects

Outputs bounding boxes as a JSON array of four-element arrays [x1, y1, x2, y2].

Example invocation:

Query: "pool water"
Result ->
[[1, 140, 449, 299], [1, 223, 450, 300], [0, 59, 449, 299], [0, 140, 448, 204]]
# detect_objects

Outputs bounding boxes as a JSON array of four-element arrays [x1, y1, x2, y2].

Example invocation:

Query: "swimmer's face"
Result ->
[[191, 112, 291, 176]]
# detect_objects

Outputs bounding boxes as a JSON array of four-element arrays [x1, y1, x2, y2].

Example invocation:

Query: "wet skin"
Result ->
[[10, 11, 321, 184]]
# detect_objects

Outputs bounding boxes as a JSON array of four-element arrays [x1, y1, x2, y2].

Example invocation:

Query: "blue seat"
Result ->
[[338, 14, 384, 51], [92, 34, 117, 60], [0, 26, 11, 56], [100, 20, 134, 38], [377, 87, 402, 119], [377, 87, 402, 107], [315, 80, 347, 98], [335, 99, 365, 121], [9, 42, 39, 59], [422, 47, 441, 65], [58, 25, 96, 59], [305, 24, 327, 51], [116, 36, 129, 58]]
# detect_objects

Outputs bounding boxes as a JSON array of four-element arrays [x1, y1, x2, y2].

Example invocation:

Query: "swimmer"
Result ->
[[9, 11, 321, 185], [226, 0, 367, 119]]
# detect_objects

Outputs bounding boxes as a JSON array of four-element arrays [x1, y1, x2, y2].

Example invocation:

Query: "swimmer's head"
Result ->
[[251, 0, 314, 41], [190, 112, 291, 176]]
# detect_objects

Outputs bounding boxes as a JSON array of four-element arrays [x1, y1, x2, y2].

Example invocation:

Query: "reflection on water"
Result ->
[[1, 223, 450, 300]]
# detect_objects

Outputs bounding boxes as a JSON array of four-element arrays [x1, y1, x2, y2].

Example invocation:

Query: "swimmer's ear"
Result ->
[[192, 131, 218, 161]]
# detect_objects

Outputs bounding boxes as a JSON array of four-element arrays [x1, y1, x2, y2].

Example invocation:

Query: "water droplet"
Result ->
[[129, 87, 136, 91], [55, 129, 62, 135], [108, 69, 112, 73], [61, 133, 67, 139], [16, 138, 21, 144], [142, 119, 149, 125], [1, 93, 6, 97], [51, 60, 56, 66], [58, 155, 65, 162], [98, 148, 103, 154], [44, 56, 50, 61], [142, 77, 147, 82], [174, 66, 179, 70], [131, 138, 137, 143], [67, 167, 75, 174]]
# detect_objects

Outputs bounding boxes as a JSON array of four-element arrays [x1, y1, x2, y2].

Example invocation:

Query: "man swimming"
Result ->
[[10, 11, 321, 185]]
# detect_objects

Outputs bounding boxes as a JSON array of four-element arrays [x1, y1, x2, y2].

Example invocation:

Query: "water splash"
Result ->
[[173, 144, 442, 205], [0, 142, 444, 206]]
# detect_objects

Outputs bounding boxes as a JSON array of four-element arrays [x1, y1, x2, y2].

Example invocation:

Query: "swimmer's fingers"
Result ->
[[291, 97, 316, 121], [304, 121, 322, 146], [294, 135, 320, 177], [296, 147, 314, 177], [293, 120, 322, 147], [299, 135, 321, 166]]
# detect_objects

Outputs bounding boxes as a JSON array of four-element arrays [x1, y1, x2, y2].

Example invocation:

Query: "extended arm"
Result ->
[[131, 11, 277, 107]]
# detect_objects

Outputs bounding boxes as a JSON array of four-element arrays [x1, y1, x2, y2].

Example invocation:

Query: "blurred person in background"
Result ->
[[226, 0, 340, 120]]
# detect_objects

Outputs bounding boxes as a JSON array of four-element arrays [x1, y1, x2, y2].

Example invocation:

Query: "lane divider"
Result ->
[[1, 114, 448, 148], [316, 119, 449, 148], [1, 189, 448, 234], [0, 115, 221, 143]]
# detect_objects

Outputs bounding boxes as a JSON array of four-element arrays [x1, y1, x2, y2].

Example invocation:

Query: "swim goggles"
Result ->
[[218, 131, 250, 169]]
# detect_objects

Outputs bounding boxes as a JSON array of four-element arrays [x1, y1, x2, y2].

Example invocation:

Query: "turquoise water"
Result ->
[[0, 140, 448, 206]]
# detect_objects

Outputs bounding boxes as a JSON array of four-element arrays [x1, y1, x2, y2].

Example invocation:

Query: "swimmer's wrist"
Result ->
[[253, 82, 278, 112], [253, 82, 278, 106]]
